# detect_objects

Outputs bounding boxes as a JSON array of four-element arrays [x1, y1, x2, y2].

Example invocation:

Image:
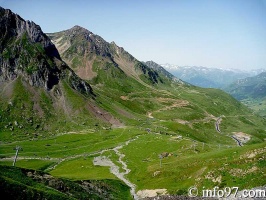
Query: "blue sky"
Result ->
[[1, 0, 266, 70]]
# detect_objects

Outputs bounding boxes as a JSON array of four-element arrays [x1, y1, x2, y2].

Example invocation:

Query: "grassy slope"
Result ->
[[0, 77, 106, 141], [87, 74, 266, 194], [1, 125, 264, 195], [1, 69, 266, 197], [121, 134, 266, 194], [1, 30, 266, 198], [241, 97, 266, 117], [225, 72, 266, 117], [0, 165, 131, 200]]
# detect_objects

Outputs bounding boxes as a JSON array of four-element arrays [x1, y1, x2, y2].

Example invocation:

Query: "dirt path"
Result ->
[[146, 98, 189, 119], [0, 78, 17, 97], [231, 136, 243, 147], [214, 116, 244, 147], [215, 116, 222, 133], [147, 112, 154, 119]]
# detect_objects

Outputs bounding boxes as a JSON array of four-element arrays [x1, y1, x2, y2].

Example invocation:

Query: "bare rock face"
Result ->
[[0, 7, 60, 89], [48, 25, 162, 85], [0, 8, 61, 57], [48, 25, 113, 58], [0, 6, 94, 95]]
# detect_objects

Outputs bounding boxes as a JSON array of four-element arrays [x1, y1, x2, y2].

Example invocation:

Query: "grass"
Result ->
[[0, 77, 105, 142], [1, 58, 266, 197], [242, 97, 266, 117], [0, 165, 72, 200], [0, 127, 143, 158], [1, 110, 265, 197], [0, 159, 55, 171], [120, 134, 266, 194], [3, 20, 266, 198], [1, 80, 266, 196], [50, 157, 117, 180], [0, 165, 132, 200], [0, 77, 41, 140]]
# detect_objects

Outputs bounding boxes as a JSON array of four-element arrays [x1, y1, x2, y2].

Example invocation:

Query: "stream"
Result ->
[[93, 137, 139, 199]]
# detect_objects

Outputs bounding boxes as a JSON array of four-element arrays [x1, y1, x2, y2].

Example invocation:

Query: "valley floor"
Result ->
[[1, 121, 265, 199], [1, 81, 266, 199]]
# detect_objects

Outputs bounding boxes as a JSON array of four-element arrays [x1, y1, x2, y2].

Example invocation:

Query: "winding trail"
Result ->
[[215, 116, 243, 147], [231, 136, 243, 147], [215, 116, 222, 133]]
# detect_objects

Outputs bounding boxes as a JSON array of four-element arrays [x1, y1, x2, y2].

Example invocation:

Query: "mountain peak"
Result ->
[[65, 25, 93, 38], [48, 25, 113, 58], [72, 25, 84, 29], [70, 25, 91, 33], [144, 60, 183, 83]]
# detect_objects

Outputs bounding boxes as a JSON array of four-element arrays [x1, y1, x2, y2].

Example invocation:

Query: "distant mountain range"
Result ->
[[161, 64, 266, 88], [225, 72, 266, 100], [225, 72, 266, 116]]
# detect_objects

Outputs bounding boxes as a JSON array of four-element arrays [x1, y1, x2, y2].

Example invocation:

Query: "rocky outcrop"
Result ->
[[135, 61, 161, 84], [0, 165, 131, 200], [66, 68, 94, 96], [0, 7, 94, 96], [25, 169, 129, 199], [0, 8, 59, 57]]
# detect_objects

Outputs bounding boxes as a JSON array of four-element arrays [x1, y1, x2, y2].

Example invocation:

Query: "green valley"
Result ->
[[0, 6, 265, 200], [225, 72, 266, 117]]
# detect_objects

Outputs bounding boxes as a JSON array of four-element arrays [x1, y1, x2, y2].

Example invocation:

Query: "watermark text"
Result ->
[[188, 186, 266, 198]]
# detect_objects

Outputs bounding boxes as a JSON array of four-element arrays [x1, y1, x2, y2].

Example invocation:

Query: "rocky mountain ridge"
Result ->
[[47, 26, 164, 86], [0, 7, 93, 95], [144, 61, 183, 83]]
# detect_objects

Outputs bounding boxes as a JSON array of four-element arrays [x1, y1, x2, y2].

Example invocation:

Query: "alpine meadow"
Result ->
[[0, 4, 266, 200]]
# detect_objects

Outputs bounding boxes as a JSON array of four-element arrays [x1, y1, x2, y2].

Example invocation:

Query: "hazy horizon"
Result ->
[[1, 0, 266, 70], [159, 63, 266, 72]]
